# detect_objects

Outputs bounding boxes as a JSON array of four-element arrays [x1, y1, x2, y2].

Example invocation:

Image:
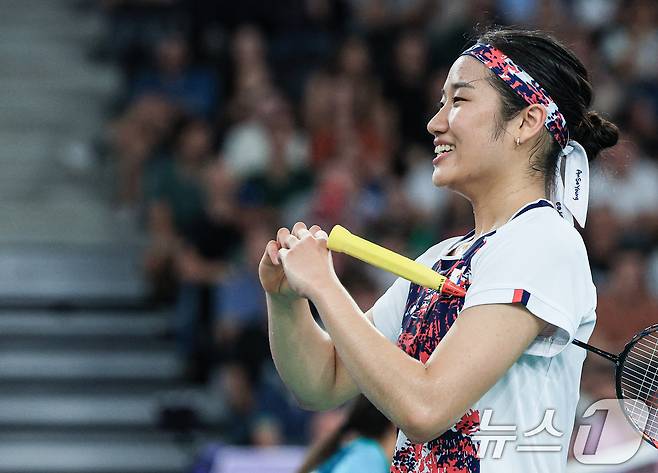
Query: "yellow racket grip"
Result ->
[[327, 225, 465, 297]]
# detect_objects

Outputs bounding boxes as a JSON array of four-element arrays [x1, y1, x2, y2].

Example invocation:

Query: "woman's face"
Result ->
[[427, 56, 512, 196]]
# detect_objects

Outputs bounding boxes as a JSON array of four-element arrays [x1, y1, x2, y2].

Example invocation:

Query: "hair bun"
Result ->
[[574, 111, 619, 160]]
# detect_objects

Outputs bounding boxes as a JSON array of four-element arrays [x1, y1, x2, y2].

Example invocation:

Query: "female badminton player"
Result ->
[[260, 28, 619, 472]]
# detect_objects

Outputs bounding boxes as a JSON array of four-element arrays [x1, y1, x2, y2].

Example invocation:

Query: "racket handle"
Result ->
[[327, 225, 466, 298]]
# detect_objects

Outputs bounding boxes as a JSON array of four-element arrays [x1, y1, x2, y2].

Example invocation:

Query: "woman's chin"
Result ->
[[431, 168, 450, 188]]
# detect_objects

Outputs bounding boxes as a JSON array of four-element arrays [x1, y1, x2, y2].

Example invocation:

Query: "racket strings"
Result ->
[[620, 333, 658, 440]]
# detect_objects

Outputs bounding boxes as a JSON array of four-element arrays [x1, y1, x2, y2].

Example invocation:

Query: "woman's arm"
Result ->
[[278, 223, 547, 442], [261, 225, 365, 411], [266, 293, 370, 410], [312, 284, 546, 442]]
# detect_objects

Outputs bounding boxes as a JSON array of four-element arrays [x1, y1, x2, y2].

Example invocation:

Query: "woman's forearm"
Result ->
[[310, 281, 429, 433], [266, 293, 349, 410]]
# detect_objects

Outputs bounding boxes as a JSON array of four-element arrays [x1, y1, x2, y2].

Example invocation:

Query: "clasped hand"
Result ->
[[260, 222, 338, 301]]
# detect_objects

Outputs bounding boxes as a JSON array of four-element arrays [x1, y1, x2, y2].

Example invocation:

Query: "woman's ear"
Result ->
[[517, 104, 547, 145]]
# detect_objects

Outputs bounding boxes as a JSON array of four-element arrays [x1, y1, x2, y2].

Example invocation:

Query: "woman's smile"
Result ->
[[433, 143, 455, 164]]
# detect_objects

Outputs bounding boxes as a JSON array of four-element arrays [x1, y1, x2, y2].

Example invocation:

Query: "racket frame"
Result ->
[[613, 323, 658, 448]]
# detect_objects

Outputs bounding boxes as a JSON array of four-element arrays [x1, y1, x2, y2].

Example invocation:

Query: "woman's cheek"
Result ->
[[448, 107, 470, 134], [448, 107, 460, 124]]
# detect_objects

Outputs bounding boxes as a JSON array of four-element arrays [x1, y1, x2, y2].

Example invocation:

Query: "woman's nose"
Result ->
[[426, 108, 448, 136]]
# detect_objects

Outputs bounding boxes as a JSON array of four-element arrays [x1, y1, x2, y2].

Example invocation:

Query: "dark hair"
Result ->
[[297, 396, 393, 473], [474, 28, 619, 194]]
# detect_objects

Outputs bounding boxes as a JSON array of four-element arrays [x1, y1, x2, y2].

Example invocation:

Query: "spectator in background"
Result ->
[[383, 30, 430, 148], [297, 395, 396, 473], [579, 245, 658, 454], [306, 78, 395, 185], [236, 94, 314, 215], [590, 247, 658, 354], [600, 0, 658, 83], [306, 160, 359, 231], [589, 136, 658, 244], [216, 222, 313, 444], [143, 119, 213, 301], [130, 33, 218, 119], [265, 0, 349, 102], [96, 0, 183, 81], [223, 91, 309, 182], [109, 93, 180, 209], [402, 145, 451, 224], [582, 207, 623, 287], [621, 93, 658, 155], [214, 223, 271, 386], [223, 25, 273, 126], [171, 157, 244, 382], [648, 249, 658, 299]]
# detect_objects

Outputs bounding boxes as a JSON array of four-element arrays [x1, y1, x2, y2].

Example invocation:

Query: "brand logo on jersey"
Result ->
[[573, 169, 582, 200], [555, 201, 564, 217]]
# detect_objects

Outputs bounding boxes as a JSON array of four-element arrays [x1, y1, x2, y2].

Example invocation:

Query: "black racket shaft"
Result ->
[[571, 338, 618, 363]]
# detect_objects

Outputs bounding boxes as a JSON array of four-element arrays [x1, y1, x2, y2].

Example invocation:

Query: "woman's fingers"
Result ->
[[279, 222, 327, 251], [296, 223, 328, 239], [288, 222, 311, 246], [291, 221, 307, 237], [308, 224, 328, 241], [277, 227, 293, 249], [277, 247, 289, 262], [266, 240, 281, 265], [284, 233, 299, 248]]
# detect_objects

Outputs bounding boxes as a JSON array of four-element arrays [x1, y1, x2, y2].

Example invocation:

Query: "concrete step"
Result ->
[[0, 394, 160, 428], [0, 244, 147, 303], [1, 337, 174, 352], [0, 348, 183, 382], [0, 310, 171, 337], [0, 200, 144, 246], [0, 431, 192, 473], [0, 386, 223, 429], [0, 12, 117, 136], [0, 381, 191, 397], [0, 130, 64, 165], [0, 41, 114, 82], [0, 0, 102, 43], [0, 91, 108, 135]]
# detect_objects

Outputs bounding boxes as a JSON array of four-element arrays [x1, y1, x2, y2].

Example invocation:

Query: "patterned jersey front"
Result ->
[[391, 234, 485, 473], [371, 200, 597, 473]]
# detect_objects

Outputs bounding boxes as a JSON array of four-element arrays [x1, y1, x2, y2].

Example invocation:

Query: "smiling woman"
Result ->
[[260, 27, 619, 473]]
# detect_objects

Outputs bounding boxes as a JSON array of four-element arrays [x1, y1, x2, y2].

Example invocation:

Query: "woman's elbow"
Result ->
[[293, 394, 325, 411], [403, 425, 448, 444], [293, 393, 342, 412], [399, 408, 450, 444]]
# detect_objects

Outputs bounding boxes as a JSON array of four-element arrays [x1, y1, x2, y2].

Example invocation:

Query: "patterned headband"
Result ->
[[461, 43, 569, 149]]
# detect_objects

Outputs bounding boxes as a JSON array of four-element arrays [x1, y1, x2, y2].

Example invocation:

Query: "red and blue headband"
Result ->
[[461, 43, 569, 149], [461, 42, 591, 228]]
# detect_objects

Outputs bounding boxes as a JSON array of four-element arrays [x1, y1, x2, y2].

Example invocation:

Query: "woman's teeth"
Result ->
[[435, 144, 455, 155]]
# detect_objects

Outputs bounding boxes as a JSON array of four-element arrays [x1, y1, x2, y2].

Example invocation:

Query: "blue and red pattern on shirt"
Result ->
[[391, 236, 486, 473]]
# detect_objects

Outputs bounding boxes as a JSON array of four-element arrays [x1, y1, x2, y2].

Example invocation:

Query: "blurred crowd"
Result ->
[[93, 0, 658, 455]]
